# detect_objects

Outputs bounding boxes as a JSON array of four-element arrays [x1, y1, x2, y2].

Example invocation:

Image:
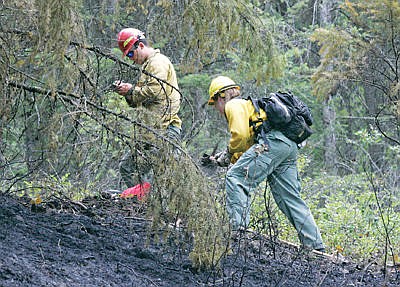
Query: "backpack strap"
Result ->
[[246, 96, 263, 133], [247, 96, 270, 146], [247, 96, 262, 131], [248, 96, 260, 114]]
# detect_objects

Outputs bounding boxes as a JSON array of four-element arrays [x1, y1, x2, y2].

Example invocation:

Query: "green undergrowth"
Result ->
[[250, 172, 400, 266]]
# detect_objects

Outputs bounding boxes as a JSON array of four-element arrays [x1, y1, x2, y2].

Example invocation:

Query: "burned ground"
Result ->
[[0, 193, 398, 287]]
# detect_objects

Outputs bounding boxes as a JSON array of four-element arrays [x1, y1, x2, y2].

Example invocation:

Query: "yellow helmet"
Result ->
[[208, 76, 240, 105]]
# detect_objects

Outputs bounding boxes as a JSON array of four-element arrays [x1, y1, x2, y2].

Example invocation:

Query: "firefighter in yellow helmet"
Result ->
[[207, 76, 240, 105], [114, 28, 182, 196], [205, 76, 325, 252]]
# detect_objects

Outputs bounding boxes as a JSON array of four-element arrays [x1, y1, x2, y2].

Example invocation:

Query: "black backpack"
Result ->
[[249, 91, 314, 144]]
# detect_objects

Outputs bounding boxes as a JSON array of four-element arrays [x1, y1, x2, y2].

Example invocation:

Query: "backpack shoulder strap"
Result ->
[[246, 96, 271, 146], [246, 95, 260, 114]]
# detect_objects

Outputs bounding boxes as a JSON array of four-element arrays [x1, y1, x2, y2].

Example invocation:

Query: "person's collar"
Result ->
[[149, 48, 160, 58], [142, 48, 159, 65]]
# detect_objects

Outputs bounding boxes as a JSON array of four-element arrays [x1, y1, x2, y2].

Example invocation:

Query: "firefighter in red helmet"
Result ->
[[117, 28, 145, 59], [114, 28, 182, 198]]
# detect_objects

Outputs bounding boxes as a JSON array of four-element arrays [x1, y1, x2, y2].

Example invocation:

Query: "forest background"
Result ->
[[0, 0, 399, 270]]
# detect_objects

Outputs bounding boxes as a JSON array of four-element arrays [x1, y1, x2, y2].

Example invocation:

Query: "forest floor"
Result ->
[[0, 193, 398, 287]]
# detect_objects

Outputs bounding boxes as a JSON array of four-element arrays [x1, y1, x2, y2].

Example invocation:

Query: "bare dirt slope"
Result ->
[[0, 194, 398, 287]]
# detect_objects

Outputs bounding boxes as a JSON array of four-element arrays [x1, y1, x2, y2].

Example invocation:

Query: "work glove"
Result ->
[[200, 153, 213, 166], [212, 148, 232, 167]]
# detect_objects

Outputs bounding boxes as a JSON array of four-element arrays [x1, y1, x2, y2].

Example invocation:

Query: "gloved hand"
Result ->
[[200, 153, 213, 166], [211, 148, 232, 167]]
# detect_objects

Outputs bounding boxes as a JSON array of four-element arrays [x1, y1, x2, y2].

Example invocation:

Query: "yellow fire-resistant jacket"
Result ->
[[224, 98, 267, 163], [131, 49, 182, 130]]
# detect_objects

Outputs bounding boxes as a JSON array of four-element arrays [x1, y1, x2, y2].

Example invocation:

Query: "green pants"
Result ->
[[226, 130, 324, 250], [119, 125, 181, 188]]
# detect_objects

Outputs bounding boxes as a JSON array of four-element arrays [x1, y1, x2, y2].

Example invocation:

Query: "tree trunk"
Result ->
[[322, 96, 337, 172], [318, 0, 338, 173]]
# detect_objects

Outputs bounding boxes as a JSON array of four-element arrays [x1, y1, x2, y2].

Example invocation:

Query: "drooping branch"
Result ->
[[69, 42, 183, 98], [375, 106, 400, 146], [68, 41, 197, 136], [6, 80, 202, 172]]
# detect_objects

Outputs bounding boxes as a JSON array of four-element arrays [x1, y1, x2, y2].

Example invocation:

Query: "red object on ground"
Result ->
[[120, 182, 151, 200]]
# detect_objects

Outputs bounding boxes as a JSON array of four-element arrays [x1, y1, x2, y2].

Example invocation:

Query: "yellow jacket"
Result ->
[[224, 98, 267, 163], [132, 49, 182, 129]]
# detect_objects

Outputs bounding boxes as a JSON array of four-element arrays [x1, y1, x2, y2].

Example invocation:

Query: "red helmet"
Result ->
[[117, 28, 145, 58]]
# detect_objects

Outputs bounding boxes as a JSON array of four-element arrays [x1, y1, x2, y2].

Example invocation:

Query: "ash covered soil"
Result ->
[[0, 193, 398, 287]]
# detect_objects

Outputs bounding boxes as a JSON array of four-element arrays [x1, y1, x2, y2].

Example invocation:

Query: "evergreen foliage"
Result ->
[[310, 0, 399, 144]]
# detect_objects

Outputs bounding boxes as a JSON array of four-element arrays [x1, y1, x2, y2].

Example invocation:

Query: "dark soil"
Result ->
[[0, 193, 398, 287]]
